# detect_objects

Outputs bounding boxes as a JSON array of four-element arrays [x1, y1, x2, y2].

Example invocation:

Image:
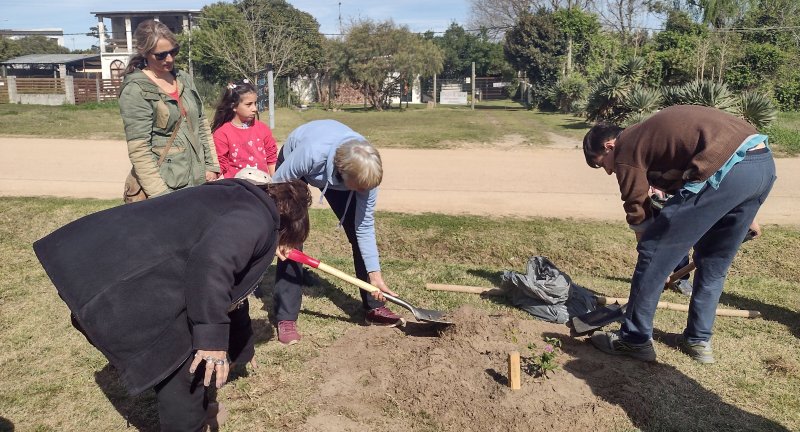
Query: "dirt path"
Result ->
[[1, 137, 797, 224]]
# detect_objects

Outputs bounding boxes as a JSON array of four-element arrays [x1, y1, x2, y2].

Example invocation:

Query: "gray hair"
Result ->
[[334, 140, 383, 190], [124, 20, 179, 74]]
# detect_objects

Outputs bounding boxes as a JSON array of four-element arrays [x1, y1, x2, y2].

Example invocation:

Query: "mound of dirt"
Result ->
[[300, 306, 630, 431], [299, 306, 782, 431]]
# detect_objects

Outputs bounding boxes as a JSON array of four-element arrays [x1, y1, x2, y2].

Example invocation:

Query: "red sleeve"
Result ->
[[261, 123, 278, 165], [213, 125, 232, 178]]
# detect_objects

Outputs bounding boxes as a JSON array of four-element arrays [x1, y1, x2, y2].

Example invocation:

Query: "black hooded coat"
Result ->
[[33, 179, 278, 395]]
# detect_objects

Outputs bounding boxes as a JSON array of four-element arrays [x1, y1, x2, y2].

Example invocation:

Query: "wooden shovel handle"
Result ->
[[597, 296, 760, 318], [667, 262, 696, 286], [286, 249, 379, 293], [426, 283, 505, 296]]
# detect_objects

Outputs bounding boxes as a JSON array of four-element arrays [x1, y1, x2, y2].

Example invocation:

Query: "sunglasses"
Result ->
[[152, 46, 180, 60]]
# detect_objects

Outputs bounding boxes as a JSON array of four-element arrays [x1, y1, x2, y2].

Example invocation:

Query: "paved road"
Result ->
[[1, 137, 797, 225]]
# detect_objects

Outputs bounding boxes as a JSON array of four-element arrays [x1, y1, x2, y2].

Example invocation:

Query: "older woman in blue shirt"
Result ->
[[272, 120, 404, 345]]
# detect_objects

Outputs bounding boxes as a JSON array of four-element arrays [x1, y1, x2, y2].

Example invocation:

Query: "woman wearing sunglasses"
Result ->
[[119, 20, 220, 203]]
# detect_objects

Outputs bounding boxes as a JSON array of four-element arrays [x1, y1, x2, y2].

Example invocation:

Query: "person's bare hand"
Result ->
[[276, 245, 293, 261], [205, 171, 219, 182], [189, 350, 229, 388], [648, 186, 666, 200], [368, 271, 397, 302], [749, 220, 762, 239]]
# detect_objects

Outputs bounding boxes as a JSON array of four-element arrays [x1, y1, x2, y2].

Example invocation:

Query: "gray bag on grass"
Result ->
[[500, 256, 597, 324]]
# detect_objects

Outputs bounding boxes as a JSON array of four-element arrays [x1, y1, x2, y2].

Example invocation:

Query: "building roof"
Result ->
[[91, 10, 200, 17], [0, 29, 64, 36], [0, 54, 100, 66]]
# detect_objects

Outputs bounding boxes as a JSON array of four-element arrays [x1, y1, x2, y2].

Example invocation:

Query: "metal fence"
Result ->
[[420, 76, 510, 104]]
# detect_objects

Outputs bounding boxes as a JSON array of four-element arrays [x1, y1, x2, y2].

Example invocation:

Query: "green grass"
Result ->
[[2, 101, 799, 155], [766, 111, 800, 156], [0, 100, 590, 148], [1, 197, 798, 430]]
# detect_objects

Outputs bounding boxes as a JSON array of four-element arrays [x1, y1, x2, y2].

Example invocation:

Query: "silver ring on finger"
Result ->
[[214, 359, 226, 366]]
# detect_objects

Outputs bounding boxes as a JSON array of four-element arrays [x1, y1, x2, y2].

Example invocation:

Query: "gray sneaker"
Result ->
[[590, 331, 657, 362], [667, 334, 715, 364]]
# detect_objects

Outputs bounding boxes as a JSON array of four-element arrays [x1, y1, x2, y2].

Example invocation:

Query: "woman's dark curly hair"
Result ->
[[263, 179, 311, 248]]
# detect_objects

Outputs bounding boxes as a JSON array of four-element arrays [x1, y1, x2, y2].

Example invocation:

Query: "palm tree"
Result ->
[[678, 79, 739, 114], [585, 73, 631, 123], [739, 91, 777, 129]]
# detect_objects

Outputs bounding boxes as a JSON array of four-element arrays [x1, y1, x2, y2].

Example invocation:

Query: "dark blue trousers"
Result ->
[[621, 150, 776, 344], [273, 187, 384, 321]]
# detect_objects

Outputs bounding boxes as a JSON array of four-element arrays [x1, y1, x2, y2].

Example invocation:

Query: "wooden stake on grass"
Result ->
[[508, 351, 521, 390]]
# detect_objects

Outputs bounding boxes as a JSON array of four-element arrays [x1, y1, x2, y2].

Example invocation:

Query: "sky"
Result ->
[[0, 0, 470, 50]]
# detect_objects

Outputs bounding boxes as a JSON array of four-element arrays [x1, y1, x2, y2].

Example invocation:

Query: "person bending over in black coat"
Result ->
[[33, 179, 311, 431]]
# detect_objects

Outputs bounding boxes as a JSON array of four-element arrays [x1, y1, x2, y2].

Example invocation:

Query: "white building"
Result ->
[[91, 10, 199, 79]]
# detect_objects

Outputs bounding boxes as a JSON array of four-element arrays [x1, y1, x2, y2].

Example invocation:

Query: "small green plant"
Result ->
[[522, 337, 562, 378]]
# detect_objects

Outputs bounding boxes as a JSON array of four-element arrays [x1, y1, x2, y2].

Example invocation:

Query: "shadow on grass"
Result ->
[[466, 268, 504, 287], [473, 104, 527, 111], [0, 417, 14, 432], [535, 111, 591, 129], [720, 291, 800, 339], [547, 331, 790, 432], [94, 365, 158, 431], [255, 264, 364, 324]]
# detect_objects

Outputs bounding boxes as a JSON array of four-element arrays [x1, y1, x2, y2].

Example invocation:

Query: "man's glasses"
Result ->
[[152, 46, 180, 60]]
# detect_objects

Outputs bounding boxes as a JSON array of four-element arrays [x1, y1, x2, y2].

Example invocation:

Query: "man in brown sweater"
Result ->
[[582, 105, 776, 363]]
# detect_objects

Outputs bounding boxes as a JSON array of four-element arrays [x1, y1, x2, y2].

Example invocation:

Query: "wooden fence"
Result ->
[[73, 78, 122, 104], [15, 77, 67, 95]]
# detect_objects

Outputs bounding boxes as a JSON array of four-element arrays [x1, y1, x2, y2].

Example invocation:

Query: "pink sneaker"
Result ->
[[277, 320, 301, 345], [366, 306, 406, 327]]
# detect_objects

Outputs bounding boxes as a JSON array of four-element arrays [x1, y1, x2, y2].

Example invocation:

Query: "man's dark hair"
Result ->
[[583, 122, 623, 168]]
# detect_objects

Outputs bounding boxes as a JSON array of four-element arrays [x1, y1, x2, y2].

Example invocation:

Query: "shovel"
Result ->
[[285, 249, 453, 325]]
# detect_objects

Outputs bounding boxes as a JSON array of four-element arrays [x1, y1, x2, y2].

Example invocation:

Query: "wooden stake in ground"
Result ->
[[508, 351, 521, 390]]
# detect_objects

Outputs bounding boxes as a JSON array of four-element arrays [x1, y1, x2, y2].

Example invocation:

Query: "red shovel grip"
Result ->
[[285, 249, 320, 268]]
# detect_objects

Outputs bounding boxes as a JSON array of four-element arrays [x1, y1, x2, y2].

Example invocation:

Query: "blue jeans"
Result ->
[[621, 150, 776, 345]]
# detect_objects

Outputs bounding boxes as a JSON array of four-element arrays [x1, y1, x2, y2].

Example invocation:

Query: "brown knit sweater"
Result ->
[[614, 105, 758, 227]]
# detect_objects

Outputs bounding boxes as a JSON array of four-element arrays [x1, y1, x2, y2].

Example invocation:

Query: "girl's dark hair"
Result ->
[[124, 20, 178, 75], [582, 122, 624, 168], [263, 179, 311, 248], [211, 80, 258, 132]]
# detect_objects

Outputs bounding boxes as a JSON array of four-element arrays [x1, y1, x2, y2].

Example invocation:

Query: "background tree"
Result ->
[[505, 9, 566, 100], [336, 20, 443, 110], [191, 0, 324, 83], [0, 37, 21, 62], [592, 0, 651, 46], [433, 23, 512, 78], [3, 36, 70, 57], [468, 0, 593, 39], [86, 25, 110, 53]]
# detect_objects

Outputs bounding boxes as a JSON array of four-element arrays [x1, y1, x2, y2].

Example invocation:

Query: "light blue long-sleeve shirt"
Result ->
[[273, 120, 381, 272]]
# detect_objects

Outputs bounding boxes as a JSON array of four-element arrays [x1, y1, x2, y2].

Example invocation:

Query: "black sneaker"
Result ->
[[591, 331, 657, 362]]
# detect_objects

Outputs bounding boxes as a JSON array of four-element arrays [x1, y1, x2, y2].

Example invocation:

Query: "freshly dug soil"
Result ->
[[299, 306, 781, 432]]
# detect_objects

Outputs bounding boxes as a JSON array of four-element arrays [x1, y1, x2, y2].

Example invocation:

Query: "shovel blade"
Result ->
[[410, 307, 454, 325], [384, 293, 454, 325], [570, 303, 626, 335]]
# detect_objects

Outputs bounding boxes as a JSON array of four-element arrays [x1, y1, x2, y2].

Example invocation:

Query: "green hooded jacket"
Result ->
[[119, 69, 220, 197]]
